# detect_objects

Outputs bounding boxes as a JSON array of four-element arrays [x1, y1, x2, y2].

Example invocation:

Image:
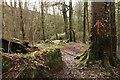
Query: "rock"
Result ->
[[50, 40, 61, 44]]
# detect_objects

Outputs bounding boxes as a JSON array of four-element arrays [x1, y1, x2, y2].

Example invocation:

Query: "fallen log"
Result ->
[[11, 38, 30, 48], [1, 38, 28, 53]]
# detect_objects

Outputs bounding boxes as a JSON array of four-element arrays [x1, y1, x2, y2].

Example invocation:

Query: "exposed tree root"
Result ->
[[76, 46, 120, 75]]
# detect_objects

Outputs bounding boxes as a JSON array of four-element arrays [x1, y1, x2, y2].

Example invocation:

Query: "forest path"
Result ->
[[53, 43, 120, 79], [53, 43, 90, 78]]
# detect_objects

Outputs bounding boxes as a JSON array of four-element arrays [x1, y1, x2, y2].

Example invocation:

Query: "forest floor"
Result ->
[[51, 42, 120, 79], [2, 42, 120, 79]]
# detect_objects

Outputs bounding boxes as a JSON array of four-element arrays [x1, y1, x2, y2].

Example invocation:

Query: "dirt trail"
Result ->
[[53, 44, 120, 79], [53, 43, 90, 78]]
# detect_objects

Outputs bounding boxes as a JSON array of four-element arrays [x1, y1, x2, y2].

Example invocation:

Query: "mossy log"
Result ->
[[1, 38, 28, 53], [1, 38, 39, 53], [11, 38, 30, 48]]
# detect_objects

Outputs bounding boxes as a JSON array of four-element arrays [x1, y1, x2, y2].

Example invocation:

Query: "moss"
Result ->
[[45, 39, 50, 43], [11, 38, 29, 43], [44, 46, 63, 73], [11, 38, 20, 41], [23, 40, 29, 43], [2, 46, 63, 78], [18, 65, 46, 78], [19, 46, 63, 78], [11, 38, 29, 48], [30, 51, 39, 55], [22, 54, 36, 58], [77, 44, 117, 75]]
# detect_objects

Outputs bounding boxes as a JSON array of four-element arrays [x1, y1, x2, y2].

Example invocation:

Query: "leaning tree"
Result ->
[[77, 1, 119, 75]]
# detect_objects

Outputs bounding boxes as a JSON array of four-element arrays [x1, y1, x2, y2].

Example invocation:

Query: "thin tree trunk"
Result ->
[[52, 6, 58, 40], [62, 2, 68, 39], [19, 0, 25, 40], [13, 0, 17, 37], [118, 2, 120, 45], [14, 0, 19, 38], [41, 1, 45, 41], [110, 2, 117, 60], [10, 0, 14, 37], [32, 7, 38, 45], [83, 2, 87, 43], [2, 1, 6, 39], [69, 0, 73, 42], [8, 0, 15, 53], [86, 2, 89, 33]]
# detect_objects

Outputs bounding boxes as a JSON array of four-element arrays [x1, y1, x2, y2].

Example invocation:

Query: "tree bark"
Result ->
[[62, 2, 68, 39], [118, 2, 120, 45], [86, 2, 89, 33], [52, 5, 58, 40], [13, 0, 17, 38], [69, 0, 76, 42], [41, 1, 45, 41], [2, 1, 7, 39], [109, 2, 119, 66], [10, 0, 15, 37], [83, 2, 87, 43], [19, 0, 25, 40]]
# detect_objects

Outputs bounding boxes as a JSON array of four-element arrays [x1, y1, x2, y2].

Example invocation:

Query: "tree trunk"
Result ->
[[83, 2, 87, 43], [86, 2, 89, 33], [41, 1, 45, 41], [10, 1, 14, 38], [118, 2, 120, 45], [19, 0, 25, 40], [13, 0, 17, 38], [109, 2, 119, 66], [62, 2, 68, 39], [52, 5, 58, 40], [2, 1, 7, 39], [77, 2, 119, 75], [32, 7, 38, 45], [69, 0, 76, 42]]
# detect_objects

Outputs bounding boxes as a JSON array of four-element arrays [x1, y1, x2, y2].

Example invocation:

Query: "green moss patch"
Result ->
[[43, 46, 63, 73]]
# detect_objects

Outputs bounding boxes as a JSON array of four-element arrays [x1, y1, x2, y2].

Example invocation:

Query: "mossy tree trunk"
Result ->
[[78, 2, 119, 75]]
